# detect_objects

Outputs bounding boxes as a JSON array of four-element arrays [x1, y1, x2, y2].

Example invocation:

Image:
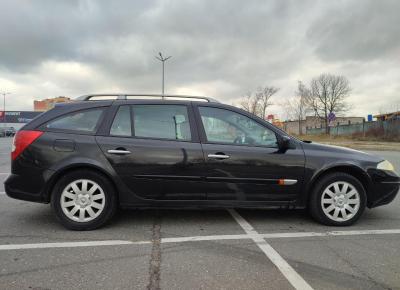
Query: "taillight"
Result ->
[[11, 130, 44, 161]]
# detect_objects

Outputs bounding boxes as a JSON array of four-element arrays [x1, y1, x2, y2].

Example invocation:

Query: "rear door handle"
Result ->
[[207, 154, 230, 159], [107, 149, 131, 155]]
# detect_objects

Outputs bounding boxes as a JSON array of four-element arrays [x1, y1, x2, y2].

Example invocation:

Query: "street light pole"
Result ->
[[0, 92, 10, 126], [155, 52, 172, 99]]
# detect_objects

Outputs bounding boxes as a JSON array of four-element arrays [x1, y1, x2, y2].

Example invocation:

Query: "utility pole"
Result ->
[[155, 52, 172, 98], [0, 92, 10, 126]]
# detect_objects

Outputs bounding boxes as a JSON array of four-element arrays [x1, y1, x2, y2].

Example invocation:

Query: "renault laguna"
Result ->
[[5, 94, 399, 230]]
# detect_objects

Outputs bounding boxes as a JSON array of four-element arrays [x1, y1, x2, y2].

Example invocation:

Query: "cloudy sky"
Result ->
[[0, 0, 399, 119]]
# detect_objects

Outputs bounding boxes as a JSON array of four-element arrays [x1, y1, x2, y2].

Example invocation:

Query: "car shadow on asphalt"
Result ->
[[111, 207, 314, 232], [4, 201, 396, 234]]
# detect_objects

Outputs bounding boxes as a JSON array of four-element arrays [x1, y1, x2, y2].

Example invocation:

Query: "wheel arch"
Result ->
[[43, 163, 120, 203], [306, 164, 372, 206]]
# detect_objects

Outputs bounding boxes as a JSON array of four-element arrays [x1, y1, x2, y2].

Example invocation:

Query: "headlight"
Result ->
[[377, 160, 395, 171]]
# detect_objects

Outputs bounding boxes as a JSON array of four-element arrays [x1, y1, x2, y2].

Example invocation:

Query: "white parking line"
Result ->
[[229, 209, 313, 290], [0, 240, 151, 251], [0, 228, 400, 251], [161, 234, 249, 243], [161, 229, 400, 243], [0, 173, 9, 175], [0, 192, 5, 195], [261, 229, 400, 239]]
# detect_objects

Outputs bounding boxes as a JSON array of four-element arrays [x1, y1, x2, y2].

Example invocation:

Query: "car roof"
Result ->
[[75, 94, 219, 103]]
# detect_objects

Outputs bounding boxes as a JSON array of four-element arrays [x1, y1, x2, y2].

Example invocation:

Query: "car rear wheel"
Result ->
[[309, 172, 367, 226], [51, 170, 117, 230]]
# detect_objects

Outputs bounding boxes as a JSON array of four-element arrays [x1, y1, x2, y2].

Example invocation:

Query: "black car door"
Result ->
[[96, 102, 207, 200], [194, 104, 305, 202]]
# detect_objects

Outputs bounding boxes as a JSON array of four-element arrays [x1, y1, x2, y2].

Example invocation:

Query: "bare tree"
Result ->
[[240, 86, 279, 119], [255, 86, 279, 119], [307, 74, 351, 134], [240, 92, 261, 115], [283, 81, 310, 135]]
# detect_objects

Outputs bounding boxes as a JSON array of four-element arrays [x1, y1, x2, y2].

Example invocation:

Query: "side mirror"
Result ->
[[278, 135, 291, 150]]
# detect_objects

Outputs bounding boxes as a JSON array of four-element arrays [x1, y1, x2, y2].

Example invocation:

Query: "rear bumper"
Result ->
[[4, 172, 51, 204]]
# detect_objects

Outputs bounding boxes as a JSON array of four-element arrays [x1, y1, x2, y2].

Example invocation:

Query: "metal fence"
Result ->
[[306, 119, 400, 139]]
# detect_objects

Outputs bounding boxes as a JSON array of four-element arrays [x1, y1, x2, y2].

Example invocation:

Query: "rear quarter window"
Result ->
[[44, 108, 105, 133]]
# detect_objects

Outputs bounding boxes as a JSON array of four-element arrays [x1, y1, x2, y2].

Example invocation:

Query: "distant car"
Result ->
[[5, 127, 16, 137], [0, 128, 5, 137], [4, 94, 400, 230]]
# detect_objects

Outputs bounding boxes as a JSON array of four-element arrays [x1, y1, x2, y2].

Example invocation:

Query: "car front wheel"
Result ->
[[51, 170, 117, 230], [309, 172, 367, 226]]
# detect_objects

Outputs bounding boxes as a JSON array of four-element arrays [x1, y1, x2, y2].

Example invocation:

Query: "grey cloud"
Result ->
[[0, 0, 154, 70], [74, 0, 315, 92], [0, 0, 399, 116], [307, 0, 400, 62]]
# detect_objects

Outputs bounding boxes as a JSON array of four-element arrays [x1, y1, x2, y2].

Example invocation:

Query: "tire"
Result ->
[[309, 172, 367, 226], [51, 170, 117, 230]]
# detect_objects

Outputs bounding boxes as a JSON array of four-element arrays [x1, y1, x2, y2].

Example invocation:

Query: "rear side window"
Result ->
[[45, 108, 104, 133], [132, 105, 191, 141]]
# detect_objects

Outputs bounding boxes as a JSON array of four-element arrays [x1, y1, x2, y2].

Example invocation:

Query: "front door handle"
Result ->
[[208, 153, 230, 159], [107, 149, 131, 155]]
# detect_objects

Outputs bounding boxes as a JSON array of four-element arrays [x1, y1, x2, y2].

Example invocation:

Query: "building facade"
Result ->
[[34, 96, 71, 112], [282, 116, 365, 135], [374, 111, 400, 121], [0, 111, 43, 130]]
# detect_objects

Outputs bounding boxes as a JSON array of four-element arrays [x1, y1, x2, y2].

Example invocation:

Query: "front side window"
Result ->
[[45, 108, 104, 133], [199, 107, 277, 147], [132, 105, 191, 141], [110, 106, 132, 136]]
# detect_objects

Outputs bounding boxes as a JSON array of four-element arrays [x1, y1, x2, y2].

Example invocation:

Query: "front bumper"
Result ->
[[367, 169, 400, 208]]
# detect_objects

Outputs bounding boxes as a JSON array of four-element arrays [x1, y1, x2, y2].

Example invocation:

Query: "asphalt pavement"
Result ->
[[0, 137, 399, 290]]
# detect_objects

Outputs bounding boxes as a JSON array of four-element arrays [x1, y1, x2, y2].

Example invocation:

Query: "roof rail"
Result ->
[[75, 94, 219, 103]]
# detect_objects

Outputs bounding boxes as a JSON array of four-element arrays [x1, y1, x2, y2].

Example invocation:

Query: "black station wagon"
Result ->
[[5, 94, 399, 230]]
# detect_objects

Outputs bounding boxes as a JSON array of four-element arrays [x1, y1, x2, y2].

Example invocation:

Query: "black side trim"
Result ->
[[133, 175, 281, 184], [206, 177, 278, 184], [134, 175, 202, 181]]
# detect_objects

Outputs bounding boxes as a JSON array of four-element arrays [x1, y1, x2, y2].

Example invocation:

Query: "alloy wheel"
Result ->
[[60, 179, 106, 222], [321, 181, 360, 222]]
